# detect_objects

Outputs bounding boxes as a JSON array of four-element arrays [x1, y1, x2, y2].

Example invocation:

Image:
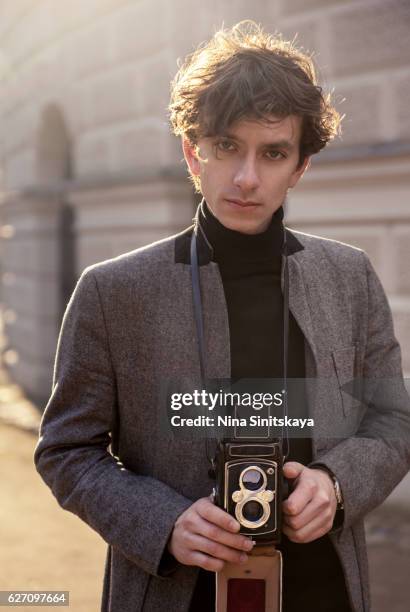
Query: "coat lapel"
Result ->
[[198, 262, 231, 379], [286, 247, 351, 453], [286, 254, 318, 379], [284, 253, 327, 454]]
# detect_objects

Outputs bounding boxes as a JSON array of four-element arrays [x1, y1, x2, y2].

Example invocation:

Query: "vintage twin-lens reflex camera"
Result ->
[[213, 440, 285, 544]]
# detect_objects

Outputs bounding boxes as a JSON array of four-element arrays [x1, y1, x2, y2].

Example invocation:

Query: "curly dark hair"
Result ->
[[169, 21, 342, 191]]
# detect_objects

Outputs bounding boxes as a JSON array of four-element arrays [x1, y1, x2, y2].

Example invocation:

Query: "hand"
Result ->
[[168, 496, 255, 572], [282, 462, 337, 544]]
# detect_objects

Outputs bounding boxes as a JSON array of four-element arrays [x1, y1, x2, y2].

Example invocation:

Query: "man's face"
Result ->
[[183, 115, 310, 234]]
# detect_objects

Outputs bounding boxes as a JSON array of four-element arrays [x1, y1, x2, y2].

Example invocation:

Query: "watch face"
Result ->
[[333, 479, 343, 508]]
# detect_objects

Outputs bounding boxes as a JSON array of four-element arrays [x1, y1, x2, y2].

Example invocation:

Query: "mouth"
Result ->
[[225, 198, 261, 209]]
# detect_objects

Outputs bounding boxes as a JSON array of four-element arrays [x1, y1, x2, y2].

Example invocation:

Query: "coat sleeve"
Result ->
[[310, 251, 410, 531], [34, 267, 192, 577]]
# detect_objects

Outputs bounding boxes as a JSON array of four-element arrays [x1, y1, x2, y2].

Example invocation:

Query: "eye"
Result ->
[[215, 139, 235, 152], [265, 150, 286, 160]]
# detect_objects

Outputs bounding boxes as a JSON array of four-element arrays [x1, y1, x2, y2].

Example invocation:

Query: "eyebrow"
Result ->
[[219, 133, 296, 151]]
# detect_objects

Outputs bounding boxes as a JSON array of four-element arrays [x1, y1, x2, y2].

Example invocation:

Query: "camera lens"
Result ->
[[242, 500, 264, 522], [242, 468, 264, 491]]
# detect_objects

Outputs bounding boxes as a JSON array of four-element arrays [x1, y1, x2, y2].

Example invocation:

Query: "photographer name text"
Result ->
[[170, 415, 314, 428]]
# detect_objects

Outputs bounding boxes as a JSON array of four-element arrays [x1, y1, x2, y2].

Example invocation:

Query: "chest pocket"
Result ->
[[332, 345, 363, 418]]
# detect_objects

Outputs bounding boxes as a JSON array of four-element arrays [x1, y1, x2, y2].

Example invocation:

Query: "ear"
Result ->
[[182, 137, 201, 177], [288, 156, 311, 189]]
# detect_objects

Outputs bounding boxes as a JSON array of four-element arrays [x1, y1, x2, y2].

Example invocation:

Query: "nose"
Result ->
[[233, 155, 260, 191]]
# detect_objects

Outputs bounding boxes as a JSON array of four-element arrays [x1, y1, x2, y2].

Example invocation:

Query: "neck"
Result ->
[[198, 199, 284, 263]]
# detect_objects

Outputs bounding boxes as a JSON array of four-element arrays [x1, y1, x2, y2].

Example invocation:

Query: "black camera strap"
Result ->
[[190, 209, 290, 463]]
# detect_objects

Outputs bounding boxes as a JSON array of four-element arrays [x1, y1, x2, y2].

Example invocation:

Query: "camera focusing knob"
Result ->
[[232, 490, 243, 503], [260, 490, 275, 503]]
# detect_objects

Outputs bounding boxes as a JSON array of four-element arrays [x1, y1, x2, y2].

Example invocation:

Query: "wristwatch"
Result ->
[[328, 472, 344, 510]]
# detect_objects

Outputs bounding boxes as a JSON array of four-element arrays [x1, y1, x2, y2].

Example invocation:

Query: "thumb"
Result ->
[[283, 461, 304, 479]]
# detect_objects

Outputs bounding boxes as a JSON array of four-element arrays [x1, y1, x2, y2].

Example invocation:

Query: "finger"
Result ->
[[188, 551, 225, 572], [283, 461, 305, 479], [196, 499, 240, 532], [283, 501, 318, 531], [187, 533, 249, 565], [283, 508, 334, 544], [195, 516, 254, 552], [284, 488, 333, 531], [282, 477, 316, 516]]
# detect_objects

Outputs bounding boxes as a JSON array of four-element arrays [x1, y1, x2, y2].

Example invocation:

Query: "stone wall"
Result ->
[[0, 0, 409, 402]]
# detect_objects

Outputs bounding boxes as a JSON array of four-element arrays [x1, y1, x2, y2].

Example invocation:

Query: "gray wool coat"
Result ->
[[34, 221, 410, 612]]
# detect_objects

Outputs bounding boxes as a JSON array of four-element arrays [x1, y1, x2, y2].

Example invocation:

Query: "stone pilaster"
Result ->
[[0, 189, 64, 404]]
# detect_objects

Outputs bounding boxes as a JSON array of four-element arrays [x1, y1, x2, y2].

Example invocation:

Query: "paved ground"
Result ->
[[0, 419, 106, 612], [0, 376, 409, 611]]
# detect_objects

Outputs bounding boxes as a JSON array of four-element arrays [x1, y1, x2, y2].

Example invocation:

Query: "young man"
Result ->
[[35, 22, 410, 612]]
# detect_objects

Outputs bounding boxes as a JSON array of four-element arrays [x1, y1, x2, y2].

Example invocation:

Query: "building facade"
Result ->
[[0, 0, 409, 403]]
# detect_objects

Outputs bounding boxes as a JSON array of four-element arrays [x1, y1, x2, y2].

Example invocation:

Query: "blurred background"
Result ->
[[0, 1, 409, 610]]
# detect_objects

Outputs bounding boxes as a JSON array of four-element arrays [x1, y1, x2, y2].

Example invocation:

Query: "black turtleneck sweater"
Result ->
[[189, 201, 350, 612]]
